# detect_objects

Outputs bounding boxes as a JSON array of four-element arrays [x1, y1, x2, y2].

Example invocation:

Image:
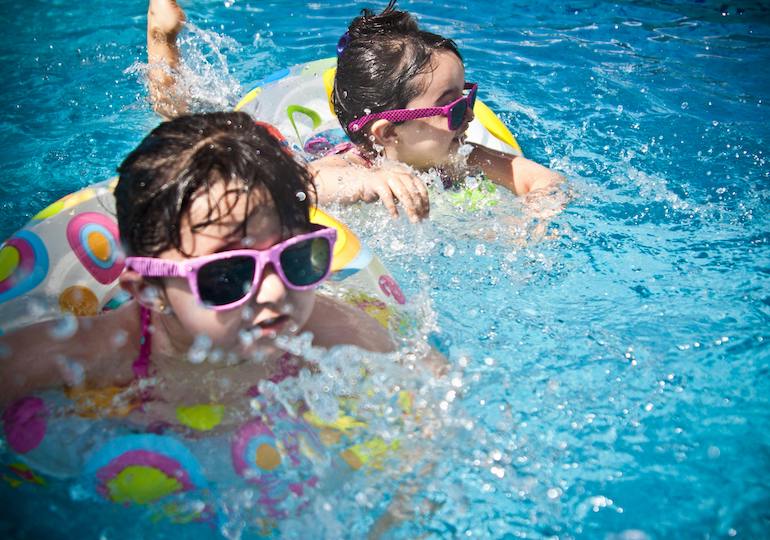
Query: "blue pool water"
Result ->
[[1, 1, 769, 538]]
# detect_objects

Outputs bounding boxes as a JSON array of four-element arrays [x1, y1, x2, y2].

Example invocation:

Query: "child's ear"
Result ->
[[119, 271, 168, 312], [369, 119, 399, 147]]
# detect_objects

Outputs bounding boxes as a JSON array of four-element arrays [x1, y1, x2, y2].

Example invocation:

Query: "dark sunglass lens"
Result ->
[[468, 86, 477, 108], [450, 101, 467, 130], [197, 256, 256, 306], [280, 237, 331, 286]]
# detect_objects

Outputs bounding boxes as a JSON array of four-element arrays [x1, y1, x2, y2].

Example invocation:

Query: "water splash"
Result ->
[[126, 23, 242, 112]]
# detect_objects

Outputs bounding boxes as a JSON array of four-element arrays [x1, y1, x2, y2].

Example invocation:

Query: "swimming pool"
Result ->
[[1, 0, 768, 538]]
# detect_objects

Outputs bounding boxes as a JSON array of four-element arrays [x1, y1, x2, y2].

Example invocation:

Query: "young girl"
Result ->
[[310, 0, 563, 218], [0, 112, 394, 416], [145, 0, 562, 223]]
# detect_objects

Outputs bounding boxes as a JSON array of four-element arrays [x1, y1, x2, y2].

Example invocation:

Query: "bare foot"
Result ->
[[148, 0, 186, 41]]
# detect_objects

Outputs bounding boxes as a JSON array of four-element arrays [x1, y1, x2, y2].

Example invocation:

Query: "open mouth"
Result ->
[[256, 314, 290, 333]]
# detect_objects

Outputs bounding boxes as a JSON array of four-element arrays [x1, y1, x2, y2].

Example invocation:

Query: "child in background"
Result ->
[[311, 0, 564, 219], [0, 112, 393, 415], [145, 0, 562, 223]]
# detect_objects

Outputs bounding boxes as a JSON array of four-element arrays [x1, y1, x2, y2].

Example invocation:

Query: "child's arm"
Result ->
[[309, 154, 430, 223], [146, 0, 188, 119], [0, 307, 138, 406], [308, 295, 449, 380], [466, 142, 564, 195]]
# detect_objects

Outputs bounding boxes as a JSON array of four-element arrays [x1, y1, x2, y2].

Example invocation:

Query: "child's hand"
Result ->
[[310, 156, 429, 221], [357, 166, 430, 223]]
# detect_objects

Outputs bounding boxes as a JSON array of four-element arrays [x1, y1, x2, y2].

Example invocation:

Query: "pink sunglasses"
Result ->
[[125, 227, 337, 311], [348, 82, 478, 133]]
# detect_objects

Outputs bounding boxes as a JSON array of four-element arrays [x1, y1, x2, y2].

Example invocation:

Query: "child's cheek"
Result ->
[[291, 291, 316, 331]]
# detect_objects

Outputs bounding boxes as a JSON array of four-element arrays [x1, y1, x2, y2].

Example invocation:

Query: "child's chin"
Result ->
[[239, 340, 284, 363]]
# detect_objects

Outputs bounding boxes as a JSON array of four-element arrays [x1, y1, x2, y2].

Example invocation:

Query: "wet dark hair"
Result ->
[[333, 0, 462, 150], [116, 112, 315, 257]]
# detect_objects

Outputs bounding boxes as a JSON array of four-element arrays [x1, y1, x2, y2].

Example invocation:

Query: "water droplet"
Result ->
[[49, 314, 78, 340], [56, 355, 84, 386], [111, 330, 128, 348], [238, 329, 254, 348], [458, 143, 474, 157], [187, 334, 213, 364]]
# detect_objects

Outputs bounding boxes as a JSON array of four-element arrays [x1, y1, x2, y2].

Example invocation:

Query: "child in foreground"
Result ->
[[0, 112, 394, 415], [146, 0, 563, 223]]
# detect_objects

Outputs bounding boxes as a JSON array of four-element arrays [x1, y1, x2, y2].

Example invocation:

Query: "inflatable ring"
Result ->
[[0, 179, 407, 335], [236, 57, 523, 157], [83, 434, 209, 506], [231, 413, 324, 517]]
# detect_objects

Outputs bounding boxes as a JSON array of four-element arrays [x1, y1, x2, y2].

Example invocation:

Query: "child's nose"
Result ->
[[253, 264, 288, 305]]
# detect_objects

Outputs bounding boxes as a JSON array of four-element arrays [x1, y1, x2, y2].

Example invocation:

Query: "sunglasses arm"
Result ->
[[124, 257, 187, 278]]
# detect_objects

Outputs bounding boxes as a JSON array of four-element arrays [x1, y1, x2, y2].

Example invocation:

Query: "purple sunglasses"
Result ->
[[348, 82, 478, 134], [125, 227, 337, 311]]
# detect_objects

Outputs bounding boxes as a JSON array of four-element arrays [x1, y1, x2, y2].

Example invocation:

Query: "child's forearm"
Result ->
[[467, 143, 563, 195], [0, 320, 94, 406], [511, 155, 564, 194], [309, 161, 367, 206]]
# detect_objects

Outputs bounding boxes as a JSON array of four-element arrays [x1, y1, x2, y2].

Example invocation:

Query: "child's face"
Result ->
[[385, 50, 473, 170], [156, 181, 316, 356]]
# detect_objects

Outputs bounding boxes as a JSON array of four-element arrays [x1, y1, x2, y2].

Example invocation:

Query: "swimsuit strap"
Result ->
[[273, 352, 302, 381], [132, 305, 152, 380], [325, 142, 373, 168], [245, 353, 302, 397]]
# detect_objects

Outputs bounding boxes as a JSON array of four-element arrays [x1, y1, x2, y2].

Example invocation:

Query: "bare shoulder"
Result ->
[[305, 294, 395, 353]]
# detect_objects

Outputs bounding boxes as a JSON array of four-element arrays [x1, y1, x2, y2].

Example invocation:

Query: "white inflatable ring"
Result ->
[[236, 57, 523, 158]]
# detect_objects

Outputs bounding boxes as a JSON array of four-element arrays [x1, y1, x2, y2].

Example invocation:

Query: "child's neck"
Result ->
[[145, 313, 292, 404], [150, 354, 281, 405]]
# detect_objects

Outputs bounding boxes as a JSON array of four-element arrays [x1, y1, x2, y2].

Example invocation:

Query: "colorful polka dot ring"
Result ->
[[231, 415, 324, 517]]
